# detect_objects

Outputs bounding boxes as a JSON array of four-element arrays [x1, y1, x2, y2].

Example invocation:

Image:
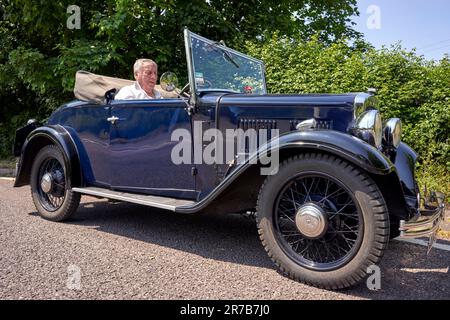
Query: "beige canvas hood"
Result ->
[[73, 70, 178, 103]]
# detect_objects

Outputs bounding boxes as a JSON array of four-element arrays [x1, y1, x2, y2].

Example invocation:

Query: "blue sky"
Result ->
[[352, 0, 450, 60]]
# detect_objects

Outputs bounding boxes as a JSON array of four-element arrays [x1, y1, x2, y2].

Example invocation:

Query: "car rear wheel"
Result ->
[[256, 153, 390, 289], [30, 145, 80, 222]]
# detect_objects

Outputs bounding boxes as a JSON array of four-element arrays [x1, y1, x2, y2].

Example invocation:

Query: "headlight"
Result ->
[[383, 118, 402, 149], [352, 110, 383, 148]]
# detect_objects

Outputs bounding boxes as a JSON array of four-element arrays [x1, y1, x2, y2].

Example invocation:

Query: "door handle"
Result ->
[[107, 116, 119, 124]]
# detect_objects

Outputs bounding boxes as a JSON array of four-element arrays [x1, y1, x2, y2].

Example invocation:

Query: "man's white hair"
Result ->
[[133, 58, 157, 75]]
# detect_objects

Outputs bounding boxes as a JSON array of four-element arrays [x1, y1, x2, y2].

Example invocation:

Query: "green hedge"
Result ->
[[1, 31, 448, 196], [245, 34, 450, 196]]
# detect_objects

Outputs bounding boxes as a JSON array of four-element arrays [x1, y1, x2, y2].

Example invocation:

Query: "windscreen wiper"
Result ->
[[208, 40, 240, 68]]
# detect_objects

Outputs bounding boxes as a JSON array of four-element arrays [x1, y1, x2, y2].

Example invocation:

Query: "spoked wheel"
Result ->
[[275, 174, 363, 271], [37, 157, 66, 211], [30, 145, 80, 221], [257, 153, 390, 289]]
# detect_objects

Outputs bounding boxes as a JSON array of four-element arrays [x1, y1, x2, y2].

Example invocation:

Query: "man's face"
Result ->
[[135, 62, 157, 94]]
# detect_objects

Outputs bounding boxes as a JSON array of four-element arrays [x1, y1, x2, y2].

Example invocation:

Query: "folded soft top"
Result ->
[[73, 70, 178, 103]]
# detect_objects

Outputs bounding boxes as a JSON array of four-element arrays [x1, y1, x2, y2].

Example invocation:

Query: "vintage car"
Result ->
[[13, 29, 445, 289]]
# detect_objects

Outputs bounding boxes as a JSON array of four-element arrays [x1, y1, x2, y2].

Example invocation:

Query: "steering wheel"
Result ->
[[198, 79, 213, 89]]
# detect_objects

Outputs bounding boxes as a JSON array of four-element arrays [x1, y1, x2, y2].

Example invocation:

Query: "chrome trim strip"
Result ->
[[184, 28, 197, 106], [111, 186, 197, 193]]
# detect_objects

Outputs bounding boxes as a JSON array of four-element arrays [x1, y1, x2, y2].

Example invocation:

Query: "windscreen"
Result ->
[[188, 32, 267, 95]]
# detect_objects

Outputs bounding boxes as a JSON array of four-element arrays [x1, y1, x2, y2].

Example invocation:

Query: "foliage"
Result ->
[[1, 0, 361, 157], [245, 34, 450, 194], [0, 0, 448, 194]]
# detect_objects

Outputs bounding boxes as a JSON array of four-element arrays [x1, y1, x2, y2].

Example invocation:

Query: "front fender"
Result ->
[[275, 129, 394, 175], [177, 129, 394, 213], [14, 125, 82, 188]]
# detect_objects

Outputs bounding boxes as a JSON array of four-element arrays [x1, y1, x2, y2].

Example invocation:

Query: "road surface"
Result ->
[[1, 179, 449, 300]]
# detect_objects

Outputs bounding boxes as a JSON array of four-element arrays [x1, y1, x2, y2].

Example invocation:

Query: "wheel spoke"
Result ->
[[279, 199, 295, 210], [281, 230, 301, 237], [274, 172, 362, 270], [339, 233, 357, 250], [37, 158, 66, 212], [292, 181, 307, 200], [298, 179, 311, 202], [291, 237, 304, 250], [312, 241, 322, 262], [318, 187, 346, 204], [278, 206, 295, 221], [341, 221, 360, 234], [290, 188, 298, 211], [306, 177, 316, 201], [322, 240, 336, 261], [279, 213, 295, 224], [298, 240, 312, 257], [327, 199, 357, 220], [323, 179, 331, 199]]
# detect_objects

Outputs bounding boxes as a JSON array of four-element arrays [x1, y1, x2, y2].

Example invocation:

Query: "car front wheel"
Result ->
[[30, 145, 80, 222], [256, 153, 390, 289]]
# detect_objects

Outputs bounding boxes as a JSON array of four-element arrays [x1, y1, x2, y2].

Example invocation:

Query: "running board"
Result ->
[[72, 187, 195, 212]]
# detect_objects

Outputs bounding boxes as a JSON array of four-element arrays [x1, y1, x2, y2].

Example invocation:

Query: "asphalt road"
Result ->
[[1, 179, 449, 300]]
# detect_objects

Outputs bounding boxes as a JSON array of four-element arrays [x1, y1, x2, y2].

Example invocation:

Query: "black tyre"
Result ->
[[30, 145, 80, 222], [256, 153, 390, 289]]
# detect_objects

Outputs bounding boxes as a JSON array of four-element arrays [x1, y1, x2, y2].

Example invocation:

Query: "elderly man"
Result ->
[[115, 58, 162, 99]]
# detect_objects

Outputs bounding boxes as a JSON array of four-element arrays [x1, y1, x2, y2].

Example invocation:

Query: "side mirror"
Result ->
[[160, 71, 179, 92]]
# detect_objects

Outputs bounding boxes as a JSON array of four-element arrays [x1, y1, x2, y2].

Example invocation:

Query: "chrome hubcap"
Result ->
[[40, 173, 53, 194], [295, 203, 328, 239]]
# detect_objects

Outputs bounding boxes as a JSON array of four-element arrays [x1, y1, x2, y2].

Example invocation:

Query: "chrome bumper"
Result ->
[[399, 191, 446, 251]]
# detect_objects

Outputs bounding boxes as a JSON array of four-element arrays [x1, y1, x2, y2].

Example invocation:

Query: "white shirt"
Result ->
[[115, 81, 162, 100]]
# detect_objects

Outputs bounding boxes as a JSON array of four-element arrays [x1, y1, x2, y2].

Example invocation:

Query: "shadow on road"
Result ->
[[39, 200, 275, 269], [29, 199, 450, 299]]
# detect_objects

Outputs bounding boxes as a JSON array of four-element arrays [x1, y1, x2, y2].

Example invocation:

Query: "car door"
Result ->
[[109, 99, 197, 200], [48, 102, 113, 187]]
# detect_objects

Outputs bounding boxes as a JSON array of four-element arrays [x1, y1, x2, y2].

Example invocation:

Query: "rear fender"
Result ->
[[14, 125, 82, 188]]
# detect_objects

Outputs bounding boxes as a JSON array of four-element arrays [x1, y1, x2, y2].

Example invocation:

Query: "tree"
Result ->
[[0, 0, 361, 158]]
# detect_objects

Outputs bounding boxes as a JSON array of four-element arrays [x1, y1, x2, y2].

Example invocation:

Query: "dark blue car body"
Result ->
[[15, 92, 418, 219]]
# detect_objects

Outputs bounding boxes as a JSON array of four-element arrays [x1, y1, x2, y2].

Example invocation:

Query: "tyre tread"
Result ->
[[256, 152, 390, 289]]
